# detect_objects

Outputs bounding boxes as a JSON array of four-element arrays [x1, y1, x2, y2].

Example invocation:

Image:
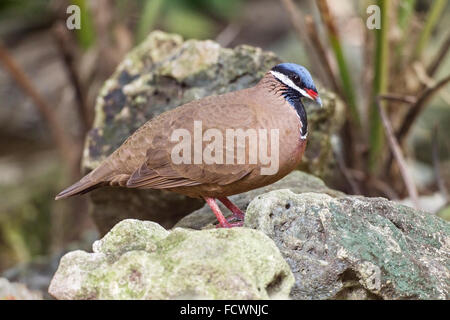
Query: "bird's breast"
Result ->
[[253, 91, 307, 168]]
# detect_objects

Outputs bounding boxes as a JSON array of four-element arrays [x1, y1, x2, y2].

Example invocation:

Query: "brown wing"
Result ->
[[126, 90, 263, 189]]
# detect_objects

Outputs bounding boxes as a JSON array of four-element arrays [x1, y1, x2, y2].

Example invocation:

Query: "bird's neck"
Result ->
[[258, 72, 308, 139]]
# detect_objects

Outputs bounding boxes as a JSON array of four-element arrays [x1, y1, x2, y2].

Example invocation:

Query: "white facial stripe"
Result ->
[[270, 70, 309, 140], [270, 71, 314, 100]]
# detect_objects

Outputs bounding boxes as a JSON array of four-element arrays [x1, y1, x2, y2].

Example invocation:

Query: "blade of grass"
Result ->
[[398, 0, 416, 31], [71, 0, 96, 49], [0, 221, 31, 264], [136, 0, 165, 44], [369, 0, 390, 171], [316, 0, 360, 126], [394, 0, 416, 63], [413, 0, 447, 60]]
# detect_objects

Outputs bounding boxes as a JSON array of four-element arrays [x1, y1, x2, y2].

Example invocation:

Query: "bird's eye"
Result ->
[[292, 75, 300, 83]]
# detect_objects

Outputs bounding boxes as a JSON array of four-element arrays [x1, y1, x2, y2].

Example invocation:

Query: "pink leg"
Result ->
[[218, 197, 245, 220], [204, 197, 243, 228]]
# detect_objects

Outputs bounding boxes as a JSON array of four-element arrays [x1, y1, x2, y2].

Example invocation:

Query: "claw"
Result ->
[[205, 197, 244, 228], [218, 197, 245, 220], [215, 220, 244, 228]]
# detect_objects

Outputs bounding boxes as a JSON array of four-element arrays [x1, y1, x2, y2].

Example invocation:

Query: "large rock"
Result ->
[[177, 171, 450, 299], [49, 172, 449, 300], [175, 170, 344, 229], [83, 30, 343, 234], [244, 190, 450, 300], [48, 219, 294, 300]]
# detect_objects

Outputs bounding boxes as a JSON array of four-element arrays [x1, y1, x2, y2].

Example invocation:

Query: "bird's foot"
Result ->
[[230, 212, 245, 221], [218, 197, 245, 220], [205, 197, 244, 228], [218, 213, 244, 228], [216, 219, 244, 228]]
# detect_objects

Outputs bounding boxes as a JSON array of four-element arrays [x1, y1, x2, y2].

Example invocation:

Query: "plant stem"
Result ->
[[369, 0, 390, 171], [396, 74, 450, 143], [398, 0, 416, 31], [394, 0, 416, 63], [376, 97, 419, 209], [414, 0, 447, 60], [316, 0, 360, 126], [427, 31, 450, 77], [72, 0, 96, 49], [0, 42, 81, 178], [136, 0, 165, 44]]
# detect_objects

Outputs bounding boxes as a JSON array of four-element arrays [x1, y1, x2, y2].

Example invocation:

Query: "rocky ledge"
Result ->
[[48, 219, 294, 300], [49, 171, 449, 300]]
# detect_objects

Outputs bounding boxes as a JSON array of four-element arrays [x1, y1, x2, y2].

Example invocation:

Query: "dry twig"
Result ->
[[378, 94, 417, 104], [216, 23, 242, 48], [332, 139, 361, 195], [384, 75, 450, 175], [0, 41, 80, 175], [369, 178, 400, 200], [52, 22, 92, 131], [432, 125, 449, 204], [427, 31, 450, 77], [304, 15, 342, 96], [348, 168, 400, 199], [396, 74, 450, 144], [279, 0, 329, 83], [376, 96, 419, 209]]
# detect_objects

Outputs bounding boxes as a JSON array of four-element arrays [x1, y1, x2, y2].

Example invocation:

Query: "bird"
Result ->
[[56, 63, 322, 228]]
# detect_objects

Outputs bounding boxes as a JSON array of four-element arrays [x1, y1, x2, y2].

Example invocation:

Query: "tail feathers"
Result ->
[[55, 175, 104, 200]]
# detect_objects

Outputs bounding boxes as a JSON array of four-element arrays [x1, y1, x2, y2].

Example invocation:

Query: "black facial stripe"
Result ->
[[275, 82, 308, 138], [272, 66, 304, 90]]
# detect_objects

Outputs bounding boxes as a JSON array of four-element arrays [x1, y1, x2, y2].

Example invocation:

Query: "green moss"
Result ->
[[244, 189, 449, 299], [50, 220, 294, 300]]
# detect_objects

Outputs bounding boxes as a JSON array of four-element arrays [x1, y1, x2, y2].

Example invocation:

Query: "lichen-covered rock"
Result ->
[[83, 30, 344, 234], [48, 219, 294, 300], [175, 170, 344, 229], [244, 190, 450, 300], [0, 277, 43, 300]]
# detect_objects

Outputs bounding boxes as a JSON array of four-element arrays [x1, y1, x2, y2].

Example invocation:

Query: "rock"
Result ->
[[244, 189, 450, 300], [175, 170, 344, 229], [0, 277, 43, 300], [48, 219, 294, 300], [83, 30, 344, 234], [49, 171, 449, 300]]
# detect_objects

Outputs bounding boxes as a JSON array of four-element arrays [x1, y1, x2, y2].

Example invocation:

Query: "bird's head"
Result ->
[[270, 63, 322, 107]]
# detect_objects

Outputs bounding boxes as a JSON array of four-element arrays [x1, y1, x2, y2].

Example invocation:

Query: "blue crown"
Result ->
[[272, 63, 317, 93]]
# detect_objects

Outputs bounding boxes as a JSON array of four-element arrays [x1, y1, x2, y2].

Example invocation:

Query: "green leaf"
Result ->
[[397, 0, 416, 31], [136, 0, 166, 44], [163, 6, 216, 39], [369, 0, 390, 171], [72, 0, 96, 50], [414, 0, 447, 59]]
